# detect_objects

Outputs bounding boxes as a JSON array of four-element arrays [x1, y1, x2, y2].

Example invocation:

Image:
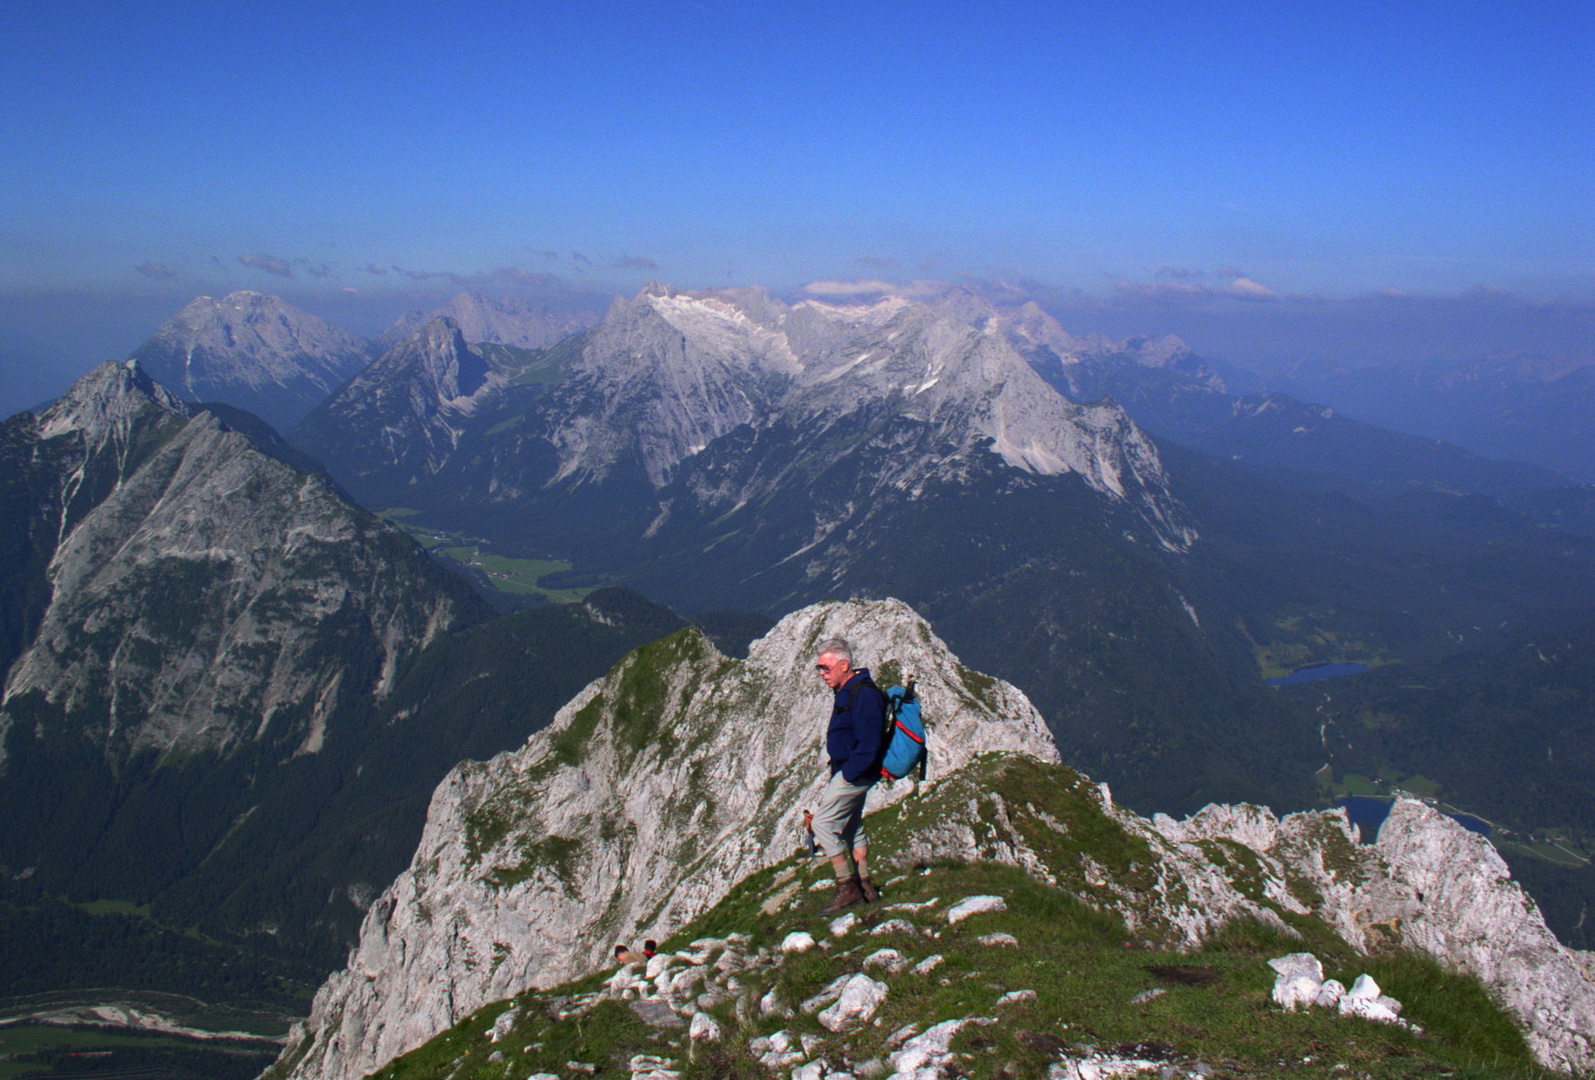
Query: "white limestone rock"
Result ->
[[802, 976, 853, 1015], [871, 919, 921, 937], [1268, 953, 1324, 1011], [889, 1019, 967, 1076], [687, 1012, 721, 1042], [487, 1006, 518, 1041], [946, 895, 1006, 924], [817, 974, 888, 1032]]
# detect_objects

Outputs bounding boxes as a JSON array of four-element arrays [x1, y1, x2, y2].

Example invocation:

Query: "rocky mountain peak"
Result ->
[[387, 317, 492, 406], [129, 291, 370, 431], [36, 358, 190, 446], [376, 292, 599, 350], [2, 356, 480, 772], [778, 300, 1191, 540], [548, 288, 800, 486]]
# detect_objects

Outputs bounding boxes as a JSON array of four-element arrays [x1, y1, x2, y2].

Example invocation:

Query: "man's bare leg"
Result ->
[[854, 846, 880, 901]]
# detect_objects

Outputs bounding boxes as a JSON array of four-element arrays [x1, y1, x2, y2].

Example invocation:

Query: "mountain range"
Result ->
[[1275, 354, 1595, 484], [5, 280, 1595, 1077], [285, 283, 1595, 820]]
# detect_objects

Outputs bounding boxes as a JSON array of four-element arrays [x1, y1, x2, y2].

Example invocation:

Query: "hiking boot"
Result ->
[[819, 875, 865, 914], [858, 874, 882, 903]]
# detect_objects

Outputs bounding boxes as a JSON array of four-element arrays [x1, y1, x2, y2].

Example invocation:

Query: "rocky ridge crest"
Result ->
[[278, 598, 1595, 1080], [280, 598, 1058, 1080]]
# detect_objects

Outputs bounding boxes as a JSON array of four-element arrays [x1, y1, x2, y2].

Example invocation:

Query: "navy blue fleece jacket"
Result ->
[[828, 669, 886, 784]]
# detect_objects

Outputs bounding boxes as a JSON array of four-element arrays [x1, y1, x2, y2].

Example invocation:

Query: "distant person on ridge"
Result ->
[[812, 637, 886, 913]]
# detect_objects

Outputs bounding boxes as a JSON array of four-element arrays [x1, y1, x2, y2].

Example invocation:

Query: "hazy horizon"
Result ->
[[3, 1, 1592, 412]]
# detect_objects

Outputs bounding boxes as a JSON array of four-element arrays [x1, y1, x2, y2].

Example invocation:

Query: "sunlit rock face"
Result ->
[[1157, 798, 1595, 1074]]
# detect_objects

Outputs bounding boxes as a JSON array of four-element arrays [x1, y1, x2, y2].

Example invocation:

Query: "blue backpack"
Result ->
[[880, 679, 928, 781]]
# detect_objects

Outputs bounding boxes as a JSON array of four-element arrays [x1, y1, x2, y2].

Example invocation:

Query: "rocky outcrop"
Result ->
[[1156, 799, 1595, 1073], [130, 291, 370, 431], [280, 598, 1058, 1080]]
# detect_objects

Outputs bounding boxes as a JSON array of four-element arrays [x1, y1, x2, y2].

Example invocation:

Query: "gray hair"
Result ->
[[815, 638, 853, 666]]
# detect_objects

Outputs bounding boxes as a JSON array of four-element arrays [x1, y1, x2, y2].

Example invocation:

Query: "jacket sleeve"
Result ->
[[843, 684, 887, 783]]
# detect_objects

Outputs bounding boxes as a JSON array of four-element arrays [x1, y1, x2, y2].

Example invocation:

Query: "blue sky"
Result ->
[[1, 0, 1592, 405]]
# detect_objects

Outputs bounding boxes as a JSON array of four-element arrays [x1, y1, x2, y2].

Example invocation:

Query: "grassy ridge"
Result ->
[[366, 755, 1547, 1080], [368, 857, 1545, 1080]]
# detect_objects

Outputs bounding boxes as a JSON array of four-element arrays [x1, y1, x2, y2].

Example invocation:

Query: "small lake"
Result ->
[[1337, 795, 1492, 844], [1267, 661, 1370, 686]]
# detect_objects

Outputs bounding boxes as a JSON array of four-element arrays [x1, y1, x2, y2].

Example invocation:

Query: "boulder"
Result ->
[[817, 974, 889, 1032]]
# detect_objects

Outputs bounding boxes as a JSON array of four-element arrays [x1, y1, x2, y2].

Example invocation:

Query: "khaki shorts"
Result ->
[[812, 769, 872, 858]]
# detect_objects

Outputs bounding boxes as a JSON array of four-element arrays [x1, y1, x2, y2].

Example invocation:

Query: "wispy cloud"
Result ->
[[238, 253, 294, 278], [299, 260, 333, 279], [570, 251, 592, 265], [385, 265, 564, 290], [615, 255, 659, 270], [1113, 269, 1276, 302], [1226, 276, 1276, 300], [135, 261, 176, 280], [393, 266, 448, 281], [362, 263, 388, 275], [855, 255, 899, 270]]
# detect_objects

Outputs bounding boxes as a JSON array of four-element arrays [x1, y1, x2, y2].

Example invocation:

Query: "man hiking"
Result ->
[[812, 637, 886, 913]]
